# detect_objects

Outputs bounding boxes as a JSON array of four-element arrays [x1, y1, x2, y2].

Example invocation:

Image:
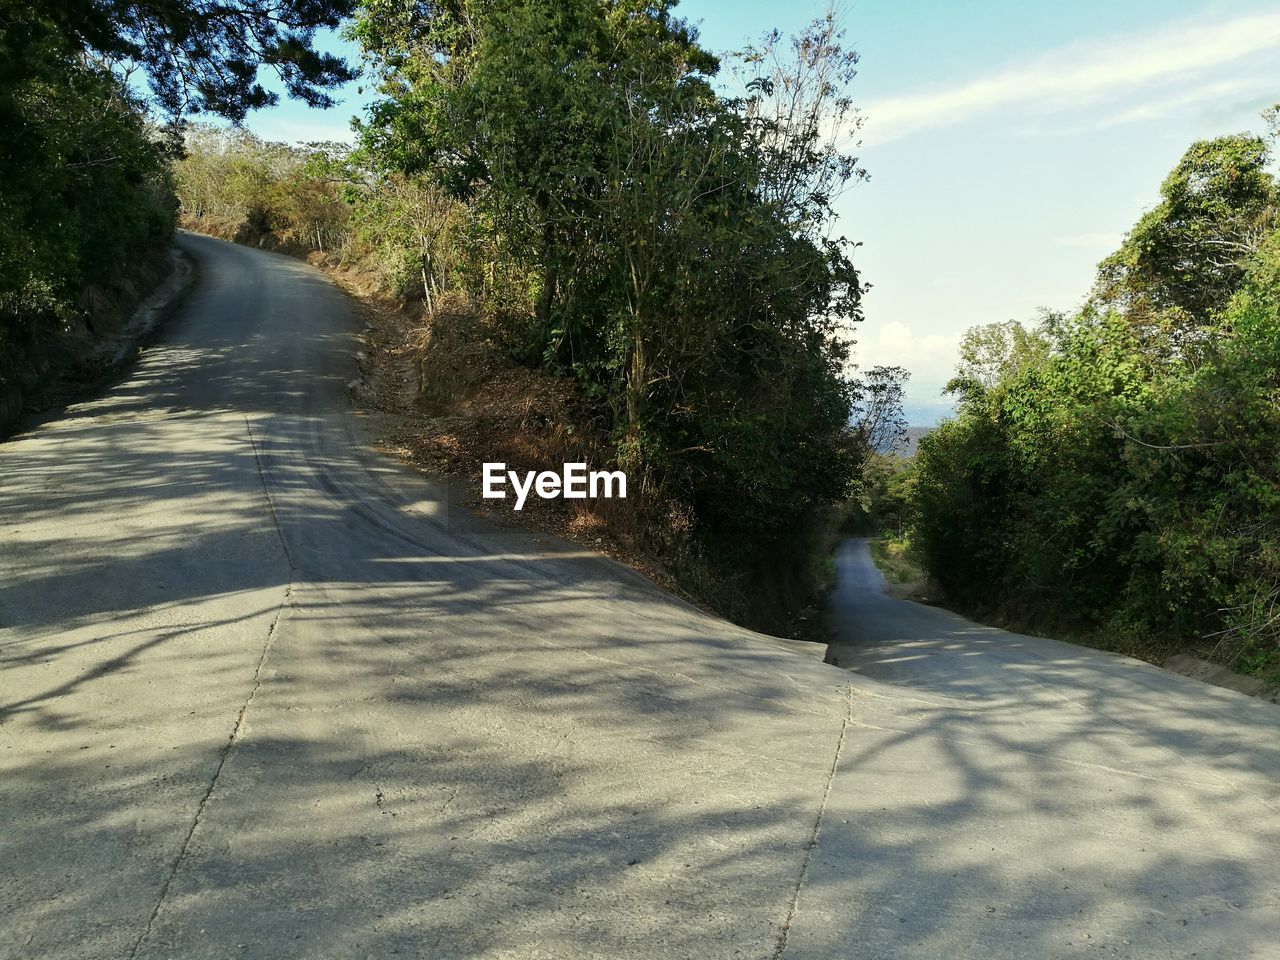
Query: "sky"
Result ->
[[245, 0, 1280, 424]]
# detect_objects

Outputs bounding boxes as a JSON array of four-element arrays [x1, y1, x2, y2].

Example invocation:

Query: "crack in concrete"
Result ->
[[128, 584, 292, 959], [128, 417, 297, 959], [772, 683, 853, 960], [245, 415, 295, 570]]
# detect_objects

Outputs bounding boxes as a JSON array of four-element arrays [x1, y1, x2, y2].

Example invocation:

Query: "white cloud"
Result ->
[[1021, 75, 1270, 137], [1094, 77, 1263, 129], [1054, 231, 1123, 249], [246, 116, 357, 146], [855, 320, 960, 392], [861, 10, 1280, 145]]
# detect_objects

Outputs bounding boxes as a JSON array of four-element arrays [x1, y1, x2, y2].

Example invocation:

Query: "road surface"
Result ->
[[2, 233, 1277, 959]]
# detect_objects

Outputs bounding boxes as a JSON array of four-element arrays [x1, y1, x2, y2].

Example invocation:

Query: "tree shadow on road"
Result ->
[[4, 238, 1280, 959]]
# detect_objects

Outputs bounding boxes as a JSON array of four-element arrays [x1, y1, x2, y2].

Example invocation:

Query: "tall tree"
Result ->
[[353, 0, 718, 341], [353, 0, 873, 585], [946, 319, 1050, 402], [1095, 135, 1277, 329], [2, 0, 356, 121]]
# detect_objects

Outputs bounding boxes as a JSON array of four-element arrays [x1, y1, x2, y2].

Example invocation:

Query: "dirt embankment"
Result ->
[[311, 250, 699, 606], [1, 245, 192, 437], [181, 215, 834, 640]]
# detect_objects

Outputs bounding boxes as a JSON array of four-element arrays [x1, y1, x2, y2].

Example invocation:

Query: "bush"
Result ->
[[910, 133, 1280, 672], [0, 40, 175, 429]]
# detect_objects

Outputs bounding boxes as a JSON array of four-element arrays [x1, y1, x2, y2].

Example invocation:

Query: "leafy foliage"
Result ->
[[1, 18, 175, 424], [1096, 134, 1277, 329], [843, 453, 916, 537], [169, 4, 901, 627], [5, 0, 355, 121], [911, 128, 1280, 676], [173, 125, 353, 251], [2, 0, 355, 430], [347, 1, 880, 608]]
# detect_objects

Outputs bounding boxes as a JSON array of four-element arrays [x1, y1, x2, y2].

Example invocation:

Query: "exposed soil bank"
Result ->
[[181, 218, 834, 643], [2, 244, 194, 438]]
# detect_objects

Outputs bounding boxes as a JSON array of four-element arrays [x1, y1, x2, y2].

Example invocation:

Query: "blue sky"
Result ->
[[245, 0, 1280, 423]]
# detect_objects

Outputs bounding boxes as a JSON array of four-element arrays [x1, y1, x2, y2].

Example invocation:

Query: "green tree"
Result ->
[[4, 0, 355, 121], [1096, 135, 1277, 329], [353, 0, 718, 344], [910, 118, 1280, 674], [948, 319, 1050, 400], [2, 0, 357, 431], [351, 1, 878, 623]]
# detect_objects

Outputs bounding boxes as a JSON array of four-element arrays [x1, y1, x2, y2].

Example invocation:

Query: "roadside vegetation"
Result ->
[[174, 2, 904, 633], [897, 120, 1280, 683], [868, 537, 922, 586], [843, 449, 915, 539], [1, 11, 173, 431], [0, 1, 353, 433]]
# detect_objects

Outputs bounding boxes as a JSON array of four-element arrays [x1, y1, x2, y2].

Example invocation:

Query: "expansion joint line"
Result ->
[[244, 415, 296, 571], [128, 585, 293, 958], [772, 683, 853, 960], [128, 418, 297, 958]]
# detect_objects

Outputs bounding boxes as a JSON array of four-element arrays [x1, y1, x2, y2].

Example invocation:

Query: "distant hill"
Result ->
[[900, 426, 934, 456], [874, 425, 934, 457]]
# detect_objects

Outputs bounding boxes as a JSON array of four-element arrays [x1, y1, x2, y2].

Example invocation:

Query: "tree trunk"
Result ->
[[627, 324, 645, 431], [536, 263, 557, 330], [420, 235, 434, 312], [534, 207, 558, 352]]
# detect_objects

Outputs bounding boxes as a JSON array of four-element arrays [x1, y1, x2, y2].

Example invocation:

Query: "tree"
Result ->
[[852, 366, 909, 454], [947, 318, 1050, 402], [351, 1, 873, 621], [1095, 135, 1277, 329], [729, 12, 866, 239], [0, 42, 176, 432], [3, 0, 355, 121], [353, 0, 718, 344], [909, 115, 1280, 673], [1, 0, 357, 422], [351, 172, 461, 305]]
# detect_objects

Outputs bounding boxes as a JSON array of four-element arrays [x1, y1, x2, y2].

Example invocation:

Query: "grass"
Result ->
[[869, 535, 924, 584], [1238, 646, 1280, 686]]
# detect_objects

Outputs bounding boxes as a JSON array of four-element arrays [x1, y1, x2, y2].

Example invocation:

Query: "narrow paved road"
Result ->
[[824, 539, 1280, 958], [1, 234, 1277, 959]]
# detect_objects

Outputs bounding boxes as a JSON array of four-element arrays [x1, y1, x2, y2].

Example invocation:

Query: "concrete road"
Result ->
[[822, 538, 1280, 959], [0, 233, 1276, 959]]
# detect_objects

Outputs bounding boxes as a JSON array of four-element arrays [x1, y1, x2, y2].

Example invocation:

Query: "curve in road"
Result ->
[[1, 234, 1277, 959]]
